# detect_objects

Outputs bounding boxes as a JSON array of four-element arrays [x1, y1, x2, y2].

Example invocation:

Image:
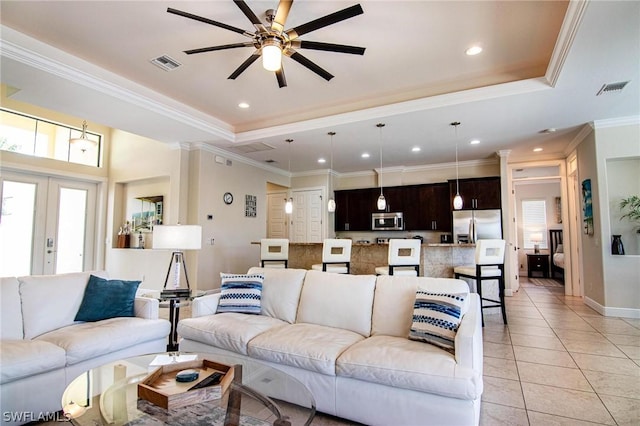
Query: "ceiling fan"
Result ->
[[167, 0, 365, 88]]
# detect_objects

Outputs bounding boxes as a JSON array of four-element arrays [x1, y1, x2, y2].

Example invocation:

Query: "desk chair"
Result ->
[[260, 239, 289, 268], [375, 239, 421, 276], [311, 239, 352, 274], [454, 239, 506, 326]]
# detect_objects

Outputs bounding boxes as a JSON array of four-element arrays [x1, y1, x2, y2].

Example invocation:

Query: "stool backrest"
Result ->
[[388, 239, 421, 265], [260, 238, 289, 261], [475, 239, 506, 265], [322, 239, 352, 263]]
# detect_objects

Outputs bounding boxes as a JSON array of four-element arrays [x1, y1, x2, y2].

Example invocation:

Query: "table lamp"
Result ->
[[530, 233, 543, 254], [153, 224, 201, 298]]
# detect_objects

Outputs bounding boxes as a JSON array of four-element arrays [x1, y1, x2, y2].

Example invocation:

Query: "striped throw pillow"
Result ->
[[409, 290, 467, 352], [216, 273, 264, 315]]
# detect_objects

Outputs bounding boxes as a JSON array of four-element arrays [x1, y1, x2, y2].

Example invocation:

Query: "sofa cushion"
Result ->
[[247, 267, 306, 323], [217, 273, 263, 315], [19, 271, 109, 339], [177, 313, 287, 355], [336, 335, 481, 400], [75, 275, 140, 322], [36, 317, 170, 365], [296, 270, 376, 337], [248, 323, 365, 376], [371, 276, 470, 338], [1, 277, 23, 339], [409, 290, 467, 351], [0, 340, 66, 384]]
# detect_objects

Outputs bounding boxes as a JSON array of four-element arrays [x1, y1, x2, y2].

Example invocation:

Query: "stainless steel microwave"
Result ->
[[372, 212, 404, 231]]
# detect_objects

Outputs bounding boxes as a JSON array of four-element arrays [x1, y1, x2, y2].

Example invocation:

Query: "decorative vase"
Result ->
[[611, 235, 625, 255]]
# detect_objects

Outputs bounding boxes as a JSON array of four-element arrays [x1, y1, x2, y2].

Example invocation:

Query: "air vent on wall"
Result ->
[[596, 80, 629, 96], [150, 55, 182, 71]]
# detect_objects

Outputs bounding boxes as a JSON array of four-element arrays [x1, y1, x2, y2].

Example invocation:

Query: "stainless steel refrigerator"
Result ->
[[453, 209, 502, 243]]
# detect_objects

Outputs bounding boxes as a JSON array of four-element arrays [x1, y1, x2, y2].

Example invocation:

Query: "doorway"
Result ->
[[0, 171, 97, 276]]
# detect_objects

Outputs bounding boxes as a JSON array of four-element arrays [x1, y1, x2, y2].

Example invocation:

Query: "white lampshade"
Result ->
[[377, 194, 386, 210], [262, 43, 282, 71], [285, 198, 293, 214], [453, 194, 463, 210], [153, 225, 202, 250], [327, 198, 336, 212], [530, 233, 543, 243]]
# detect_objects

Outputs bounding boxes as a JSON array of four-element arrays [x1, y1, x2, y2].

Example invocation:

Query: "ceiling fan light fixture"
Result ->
[[262, 40, 282, 71]]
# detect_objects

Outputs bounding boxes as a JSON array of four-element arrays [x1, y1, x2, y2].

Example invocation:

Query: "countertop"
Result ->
[[252, 241, 476, 247]]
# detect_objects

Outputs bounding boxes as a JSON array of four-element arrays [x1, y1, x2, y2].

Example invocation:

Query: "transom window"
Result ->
[[0, 109, 102, 167]]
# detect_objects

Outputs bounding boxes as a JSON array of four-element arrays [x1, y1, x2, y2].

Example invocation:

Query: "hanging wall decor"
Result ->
[[581, 179, 593, 235], [245, 194, 257, 218], [555, 197, 562, 224]]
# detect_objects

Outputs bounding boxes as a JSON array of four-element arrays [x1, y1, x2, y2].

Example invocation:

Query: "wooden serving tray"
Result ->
[[138, 359, 235, 409]]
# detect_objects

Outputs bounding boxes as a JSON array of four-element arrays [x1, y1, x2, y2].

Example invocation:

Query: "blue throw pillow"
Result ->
[[75, 275, 141, 322], [409, 290, 467, 352], [216, 273, 264, 315]]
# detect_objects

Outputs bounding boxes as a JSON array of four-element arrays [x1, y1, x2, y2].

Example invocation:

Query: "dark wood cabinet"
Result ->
[[449, 177, 501, 210], [335, 188, 378, 231], [527, 254, 550, 278]]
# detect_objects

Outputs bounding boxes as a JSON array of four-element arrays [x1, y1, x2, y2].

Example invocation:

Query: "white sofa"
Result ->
[[0, 271, 171, 425], [178, 267, 483, 426]]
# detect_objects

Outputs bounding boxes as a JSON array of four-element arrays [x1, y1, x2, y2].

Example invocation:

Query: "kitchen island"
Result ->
[[285, 242, 476, 278]]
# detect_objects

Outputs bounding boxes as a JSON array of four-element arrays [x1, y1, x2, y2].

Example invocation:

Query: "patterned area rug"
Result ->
[[529, 278, 564, 287]]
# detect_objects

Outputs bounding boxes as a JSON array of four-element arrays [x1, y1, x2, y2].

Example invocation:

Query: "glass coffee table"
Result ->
[[62, 352, 315, 426]]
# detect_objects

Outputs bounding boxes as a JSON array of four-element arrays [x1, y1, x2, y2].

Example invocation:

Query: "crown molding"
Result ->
[[593, 115, 640, 129], [0, 26, 234, 141], [190, 142, 290, 178], [545, 0, 589, 87]]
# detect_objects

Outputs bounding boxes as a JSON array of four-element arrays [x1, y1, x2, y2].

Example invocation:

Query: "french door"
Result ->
[[0, 171, 97, 276]]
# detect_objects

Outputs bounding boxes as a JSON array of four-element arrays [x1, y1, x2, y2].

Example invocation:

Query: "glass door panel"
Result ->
[[0, 180, 37, 277], [55, 187, 88, 274]]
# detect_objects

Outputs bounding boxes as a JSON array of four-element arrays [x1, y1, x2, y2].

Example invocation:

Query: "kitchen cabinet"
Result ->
[[403, 183, 451, 231], [335, 188, 377, 231], [449, 177, 501, 210]]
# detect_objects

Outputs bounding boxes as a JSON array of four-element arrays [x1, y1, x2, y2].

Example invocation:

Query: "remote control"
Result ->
[[188, 372, 223, 390]]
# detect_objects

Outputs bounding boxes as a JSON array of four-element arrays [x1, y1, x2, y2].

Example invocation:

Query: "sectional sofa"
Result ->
[[177, 267, 484, 426], [0, 271, 171, 425]]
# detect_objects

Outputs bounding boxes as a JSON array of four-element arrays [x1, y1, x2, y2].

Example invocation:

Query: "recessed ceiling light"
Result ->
[[238, 102, 250, 108], [318, 158, 326, 164], [533, 147, 543, 152], [412, 147, 421, 152], [469, 139, 480, 145], [361, 153, 370, 158], [466, 46, 483, 56]]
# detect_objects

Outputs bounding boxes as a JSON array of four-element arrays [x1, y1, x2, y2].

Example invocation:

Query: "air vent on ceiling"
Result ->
[[231, 142, 275, 154], [596, 80, 629, 96], [150, 55, 182, 71], [264, 159, 277, 164]]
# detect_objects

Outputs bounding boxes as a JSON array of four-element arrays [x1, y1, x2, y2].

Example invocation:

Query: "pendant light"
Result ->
[[327, 131, 336, 212], [69, 120, 97, 153], [285, 139, 294, 214], [451, 121, 464, 210], [376, 123, 386, 211]]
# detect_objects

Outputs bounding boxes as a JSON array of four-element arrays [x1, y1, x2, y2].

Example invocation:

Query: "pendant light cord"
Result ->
[[452, 122, 460, 195], [377, 123, 385, 195]]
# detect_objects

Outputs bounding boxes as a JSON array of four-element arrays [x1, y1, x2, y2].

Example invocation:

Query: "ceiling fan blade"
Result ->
[[185, 42, 255, 55], [289, 51, 334, 81], [233, 0, 263, 26], [295, 40, 365, 55], [167, 7, 252, 36], [276, 67, 287, 88], [271, 0, 293, 33], [286, 4, 363, 40], [228, 52, 261, 80]]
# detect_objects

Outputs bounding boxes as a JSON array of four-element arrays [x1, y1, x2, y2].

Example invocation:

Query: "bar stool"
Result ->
[[260, 238, 289, 268], [375, 239, 421, 276], [311, 239, 352, 274], [454, 239, 506, 326]]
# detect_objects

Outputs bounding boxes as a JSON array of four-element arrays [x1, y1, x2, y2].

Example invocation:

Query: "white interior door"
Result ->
[[267, 191, 288, 238], [0, 171, 96, 276], [291, 189, 323, 243]]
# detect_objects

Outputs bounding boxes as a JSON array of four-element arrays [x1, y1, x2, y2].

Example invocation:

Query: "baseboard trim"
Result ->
[[584, 297, 640, 319]]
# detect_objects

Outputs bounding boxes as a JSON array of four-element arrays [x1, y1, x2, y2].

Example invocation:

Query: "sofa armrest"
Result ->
[[192, 293, 222, 317], [454, 293, 483, 373], [134, 297, 159, 319]]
